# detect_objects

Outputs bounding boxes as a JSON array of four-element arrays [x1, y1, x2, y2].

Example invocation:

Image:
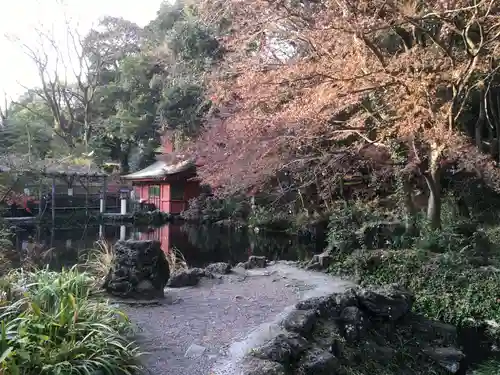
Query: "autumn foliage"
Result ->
[[193, 0, 500, 227]]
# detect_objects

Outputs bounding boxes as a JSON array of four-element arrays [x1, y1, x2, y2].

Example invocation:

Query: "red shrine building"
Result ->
[[122, 136, 200, 214]]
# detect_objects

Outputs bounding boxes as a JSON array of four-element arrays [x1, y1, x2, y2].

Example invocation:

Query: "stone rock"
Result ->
[[305, 261, 324, 271], [311, 319, 343, 352], [357, 284, 414, 320], [407, 314, 457, 346], [296, 347, 340, 375], [335, 288, 359, 310], [340, 306, 370, 342], [167, 268, 205, 288], [282, 309, 317, 336], [103, 240, 169, 299], [184, 343, 206, 358], [360, 341, 396, 364], [422, 347, 465, 373], [240, 358, 287, 375], [252, 332, 309, 363], [205, 262, 232, 275], [136, 280, 154, 294], [236, 256, 268, 270], [248, 256, 267, 268], [311, 251, 334, 269], [296, 294, 342, 318]]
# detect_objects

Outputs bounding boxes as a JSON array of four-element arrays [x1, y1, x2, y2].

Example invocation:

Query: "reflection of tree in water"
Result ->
[[248, 231, 317, 262], [11, 225, 100, 270], [180, 224, 319, 264], [180, 224, 249, 264]]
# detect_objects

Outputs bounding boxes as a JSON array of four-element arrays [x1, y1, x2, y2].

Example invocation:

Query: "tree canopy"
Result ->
[[4, 0, 500, 229], [1, 0, 221, 172], [192, 0, 500, 228]]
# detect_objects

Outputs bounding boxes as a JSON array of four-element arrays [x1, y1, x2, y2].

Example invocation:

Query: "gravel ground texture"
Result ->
[[122, 262, 354, 375]]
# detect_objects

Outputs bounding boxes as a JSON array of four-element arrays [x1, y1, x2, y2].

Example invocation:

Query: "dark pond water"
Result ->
[[9, 222, 325, 269]]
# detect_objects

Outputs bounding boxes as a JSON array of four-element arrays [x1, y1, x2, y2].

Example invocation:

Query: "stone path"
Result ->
[[122, 262, 354, 375]]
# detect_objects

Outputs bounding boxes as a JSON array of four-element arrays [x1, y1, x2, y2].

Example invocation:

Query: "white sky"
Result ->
[[0, 0, 164, 103]]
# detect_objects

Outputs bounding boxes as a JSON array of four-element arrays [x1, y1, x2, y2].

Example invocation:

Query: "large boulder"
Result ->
[[340, 306, 370, 342], [422, 347, 465, 373], [305, 251, 334, 271], [103, 240, 169, 299], [406, 314, 457, 346], [282, 309, 318, 337], [356, 284, 414, 321], [296, 347, 340, 375], [167, 268, 205, 288], [205, 262, 232, 275], [237, 256, 268, 269], [252, 332, 309, 364], [296, 294, 340, 318], [295, 289, 359, 319]]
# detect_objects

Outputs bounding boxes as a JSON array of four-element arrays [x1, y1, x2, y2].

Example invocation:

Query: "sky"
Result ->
[[0, 0, 164, 103]]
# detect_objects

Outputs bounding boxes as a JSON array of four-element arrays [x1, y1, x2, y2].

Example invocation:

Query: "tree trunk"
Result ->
[[402, 178, 417, 235], [475, 88, 486, 151], [120, 155, 129, 174], [423, 148, 442, 230], [119, 143, 132, 174]]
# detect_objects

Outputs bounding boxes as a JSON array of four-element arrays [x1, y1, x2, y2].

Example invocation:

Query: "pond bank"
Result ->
[[121, 262, 354, 375]]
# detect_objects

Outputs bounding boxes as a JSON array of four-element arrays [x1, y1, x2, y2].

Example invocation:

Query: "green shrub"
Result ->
[[247, 206, 293, 232], [329, 249, 500, 329], [326, 200, 406, 252], [472, 360, 500, 375], [182, 193, 249, 222], [0, 266, 142, 375]]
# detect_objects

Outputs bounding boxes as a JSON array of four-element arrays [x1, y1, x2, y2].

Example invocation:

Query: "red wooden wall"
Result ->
[[132, 179, 200, 214]]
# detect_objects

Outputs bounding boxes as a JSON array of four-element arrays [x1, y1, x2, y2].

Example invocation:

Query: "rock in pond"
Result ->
[[103, 240, 169, 299], [167, 268, 205, 288], [205, 262, 232, 275]]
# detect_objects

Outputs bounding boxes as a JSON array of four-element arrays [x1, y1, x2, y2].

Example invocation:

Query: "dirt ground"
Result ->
[[123, 263, 354, 375]]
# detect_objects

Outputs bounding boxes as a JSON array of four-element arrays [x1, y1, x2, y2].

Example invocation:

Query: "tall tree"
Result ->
[[195, 0, 500, 228]]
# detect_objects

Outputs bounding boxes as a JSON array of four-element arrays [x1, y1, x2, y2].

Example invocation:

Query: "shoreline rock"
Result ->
[[103, 240, 169, 299], [241, 283, 465, 374], [167, 267, 206, 288], [237, 256, 268, 270]]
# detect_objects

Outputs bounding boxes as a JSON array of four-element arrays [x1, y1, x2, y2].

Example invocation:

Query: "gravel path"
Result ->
[[123, 263, 354, 375]]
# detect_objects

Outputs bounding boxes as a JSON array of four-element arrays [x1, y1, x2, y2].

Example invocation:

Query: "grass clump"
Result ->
[[83, 239, 116, 284], [166, 246, 188, 272], [0, 266, 143, 375]]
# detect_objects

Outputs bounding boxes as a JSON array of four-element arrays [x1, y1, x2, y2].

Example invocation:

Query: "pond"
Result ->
[[9, 222, 326, 269]]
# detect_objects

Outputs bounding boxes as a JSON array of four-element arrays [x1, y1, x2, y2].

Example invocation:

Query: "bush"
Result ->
[[326, 200, 406, 252], [326, 196, 500, 344], [181, 193, 249, 222], [329, 249, 500, 330], [0, 266, 142, 374], [472, 360, 500, 375]]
